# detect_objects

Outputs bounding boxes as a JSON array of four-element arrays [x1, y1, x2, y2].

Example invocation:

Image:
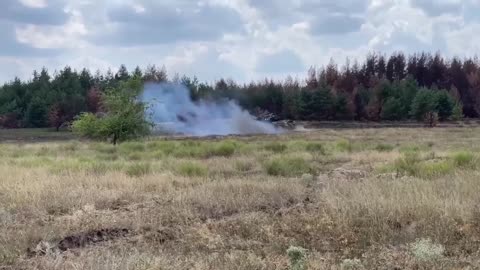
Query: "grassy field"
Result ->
[[1, 127, 480, 269]]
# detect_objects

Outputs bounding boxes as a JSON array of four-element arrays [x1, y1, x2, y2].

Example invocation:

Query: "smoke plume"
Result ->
[[142, 83, 280, 136]]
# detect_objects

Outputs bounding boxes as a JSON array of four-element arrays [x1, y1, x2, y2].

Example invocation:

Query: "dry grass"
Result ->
[[1, 127, 480, 269]]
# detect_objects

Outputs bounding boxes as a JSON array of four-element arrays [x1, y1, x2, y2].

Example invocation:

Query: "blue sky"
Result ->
[[0, 0, 479, 83]]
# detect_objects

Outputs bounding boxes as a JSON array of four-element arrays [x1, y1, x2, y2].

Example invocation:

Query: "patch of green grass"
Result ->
[[208, 141, 237, 157], [125, 162, 152, 177], [176, 161, 208, 177], [375, 143, 394, 152], [393, 152, 455, 178], [119, 142, 146, 153], [393, 151, 421, 177], [264, 142, 287, 153], [126, 152, 143, 161], [265, 156, 313, 177], [451, 151, 476, 168], [336, 139, 353, 152], [417, 161, 454, 178], [305, 142, 327, 154], [93, 143, 117, 154]]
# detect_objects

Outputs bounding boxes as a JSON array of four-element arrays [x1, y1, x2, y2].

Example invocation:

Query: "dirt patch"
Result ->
[[27, 228, 131, 256]]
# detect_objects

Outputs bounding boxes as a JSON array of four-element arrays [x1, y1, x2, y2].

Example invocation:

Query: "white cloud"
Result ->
[[1, 0, 480, 83], [15, 9, 88, 49], [18, 0, 47, 8]]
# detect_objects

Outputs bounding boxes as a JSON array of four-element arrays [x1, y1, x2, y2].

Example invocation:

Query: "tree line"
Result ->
[[1, 51, 480, 129]]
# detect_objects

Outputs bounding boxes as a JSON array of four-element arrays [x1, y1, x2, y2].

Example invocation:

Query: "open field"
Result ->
[[1, 127, 480, 269]]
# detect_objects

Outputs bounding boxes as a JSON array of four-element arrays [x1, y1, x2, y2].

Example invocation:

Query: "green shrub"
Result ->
[[287, 246, 307, 270], [265, 142, 287, 153], [265, 156, 312, 177], [125, 163, 151, 177], [452, 151, 475, 168], [305, 142, 327, 154], [375, 143, 394, 152], [418, 161, 454, 178], [336, 139, 353, 152], [209, 141, 236, 157], [394, 151, 421, 177], [177, 162, 208, 177]]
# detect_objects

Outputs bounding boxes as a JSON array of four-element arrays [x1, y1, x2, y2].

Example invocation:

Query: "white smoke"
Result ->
[[142, 83, 280, 136]]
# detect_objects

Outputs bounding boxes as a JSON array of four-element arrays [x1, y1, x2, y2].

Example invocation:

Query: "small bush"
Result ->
[[265, 142, 287, 153], [177, 162, 208, 177], [419, 161, 454, 178], [209, 142, 236, 157], [336, 139, 353, 152], [265, 156, 312, 177], [452, 151, 475, 168], [375, 143, 394, 152], [287, 246, 307, 270], [125, 163, 151, 177], [410, 238, 444, 262], [394, 151, 421, 177], [340, 259, 364, 270], [305, 142, 327, 154]]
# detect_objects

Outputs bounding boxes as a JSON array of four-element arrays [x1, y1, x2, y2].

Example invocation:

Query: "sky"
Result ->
[[0, 0, 479, 83]]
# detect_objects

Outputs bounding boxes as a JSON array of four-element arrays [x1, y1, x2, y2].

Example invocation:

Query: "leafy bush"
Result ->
[[265, 156, 312, 177], [410, 238, 444, 262], [265, 142, 287, 153], [177, 162, 208, 177], [287, 246, 307, 270], [125, 163, 151, 177]]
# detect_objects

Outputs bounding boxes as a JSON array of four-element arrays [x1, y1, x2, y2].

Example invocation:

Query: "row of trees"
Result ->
[[1, 52, 480, 129]]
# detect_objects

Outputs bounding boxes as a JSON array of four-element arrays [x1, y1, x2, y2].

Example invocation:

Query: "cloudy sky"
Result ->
[[1, 0, 479, 83]]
